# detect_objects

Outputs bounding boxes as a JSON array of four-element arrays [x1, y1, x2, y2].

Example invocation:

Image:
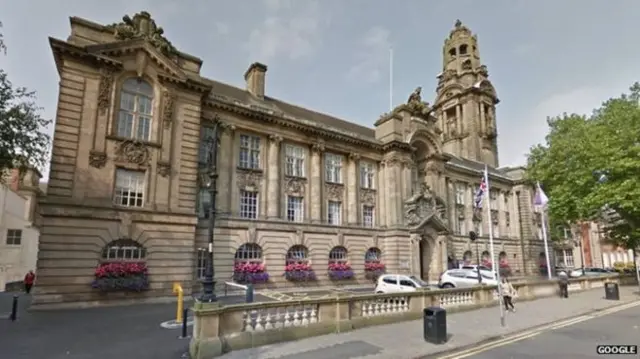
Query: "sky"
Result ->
[[1, 0, 640, 181]]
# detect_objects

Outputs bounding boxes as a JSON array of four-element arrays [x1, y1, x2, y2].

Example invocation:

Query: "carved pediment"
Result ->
[[404, 184, 447, 228], [105, 11, 177, 57]]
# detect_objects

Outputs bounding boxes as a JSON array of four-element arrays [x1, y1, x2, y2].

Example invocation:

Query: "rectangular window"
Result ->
[[564, 249, 574, 267], [239, 134, 261, 169], [490, 190, 498, 208], [197, 188, 211, 219], [285, 145, 305, 177], [113, 169, 145, 207], [6, 229, 22, 245], [287, 196, 304, 222], [455, 184, 466, 205], [239, 190, 258, 219], [196, 248, 207, 279], [328, 201, 342, 225], [456, 216, 466, 235], [362, 205, 375, 227], [493, 222, 500, 238], [325, 153, 343, 184], [360, 162, 375, 189], [198, 126, 216, 166], [117, 92, 152, 141]]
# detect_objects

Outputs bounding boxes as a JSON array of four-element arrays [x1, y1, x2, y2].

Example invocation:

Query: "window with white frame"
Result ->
[[325, 153, 343, 183], [328, 201, 342, 225], [197, 188, 211, 218], [455, 183, 466, 205], [285, 144, 305, 177], [555, 250, 564, 267], [117, 78, 153, 141], [198, 126, 216, 166], [564, 249, 574, 267], [102, 239, 146, 260], [329, 246, 348, 263], [239, 190, 258, 219], [456, 216, 466, 235], [360, 162, 375, 189], [287, 196, 304, 222], [362, 205, 374, 227], [239, 134, 261, 169], [196, 248, 207, 278], [5, 229, 22, 245], [489, 190, 498, 208], [113, 169, 146, 207], [286, 245, 309, 263]]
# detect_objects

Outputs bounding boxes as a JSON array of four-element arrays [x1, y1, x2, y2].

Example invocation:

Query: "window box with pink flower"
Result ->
[[233, 262, 270, 284], [283, 262, 316, 282]]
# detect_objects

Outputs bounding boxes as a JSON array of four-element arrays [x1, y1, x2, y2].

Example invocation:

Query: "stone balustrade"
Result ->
[[189, 274, 636, 359]]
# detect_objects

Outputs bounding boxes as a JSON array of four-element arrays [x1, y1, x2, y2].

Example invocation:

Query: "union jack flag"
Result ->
[[474, 175, 487, 209]]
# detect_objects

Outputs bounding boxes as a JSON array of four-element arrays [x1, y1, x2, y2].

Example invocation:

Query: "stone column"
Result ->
[[386, 159, 400, 226], [456, 105, 462, 134], [218, 123, 236, 214], [480, 102, 486, 134], [266, 135, 282, 219], [378, 161, 387, 227], [409, 234, 421, 277], [347, 153, 359, 224], [310, 143, 324, 222]]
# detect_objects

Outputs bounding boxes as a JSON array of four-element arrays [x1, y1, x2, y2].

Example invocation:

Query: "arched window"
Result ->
[[286, 245, 309, 264], [481, 250, 490, 261], [462, 59, 472, 70], [101, 239, 146, 261], [463, 250, 473, 264], [234, 243, 263, 263], [329, 246, 348, 263], [448, 48, 456, 57], [117, 78, 153, 141], [499, 251, 507, 261], [365, 247, 381, 263], [459, 44, 468, 55]]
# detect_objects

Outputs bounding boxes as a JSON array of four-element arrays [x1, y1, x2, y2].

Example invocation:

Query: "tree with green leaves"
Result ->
[[0, 21, 51, 178], [526, 83, 640, 251]]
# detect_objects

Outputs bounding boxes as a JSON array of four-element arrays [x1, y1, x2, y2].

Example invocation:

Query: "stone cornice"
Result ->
[[204, 97, 384, 151], [444, 161, 514, 184]]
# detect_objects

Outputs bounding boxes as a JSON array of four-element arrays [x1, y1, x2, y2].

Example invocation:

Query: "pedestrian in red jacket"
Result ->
[[24, 270, 36, 294]]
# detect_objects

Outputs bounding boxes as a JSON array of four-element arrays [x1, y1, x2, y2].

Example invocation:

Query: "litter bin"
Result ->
[[604, 282, 620, 301], [423, 307, 447, 344]]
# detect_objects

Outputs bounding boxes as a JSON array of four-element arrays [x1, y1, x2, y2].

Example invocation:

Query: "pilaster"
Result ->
[[266, 135, 282, 219], [309, 142, 324, 222], [218, 123, 235, 214], [347, 153, 359, 225], [377, 161, 387, 227]]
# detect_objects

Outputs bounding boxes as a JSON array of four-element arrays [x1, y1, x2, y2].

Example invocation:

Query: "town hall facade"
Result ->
[[32, 13, 547, 307]]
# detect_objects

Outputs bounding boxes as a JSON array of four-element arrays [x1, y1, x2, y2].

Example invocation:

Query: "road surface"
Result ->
[[453, 302, 640, 359]]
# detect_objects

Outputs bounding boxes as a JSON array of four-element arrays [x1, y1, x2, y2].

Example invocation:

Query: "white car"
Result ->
[[439, 269, 498, 288], [375, 274, 431, 293]]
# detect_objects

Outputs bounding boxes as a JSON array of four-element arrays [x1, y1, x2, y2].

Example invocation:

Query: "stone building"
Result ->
[[33, 13, 546, 307]]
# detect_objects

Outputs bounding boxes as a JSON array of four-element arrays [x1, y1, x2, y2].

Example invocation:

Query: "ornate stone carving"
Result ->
[[247, 226, 257, 243], [89, 150, 107, 169], [311, 142, 325, 153], [348, 152, 360, 161], [236, 169, 263, 191], [337, 231, 345, 246], [162, 91, 175, 128], [325, 183, 344, 201], [220, 122, 236, 135], [359, 188, 376, 205], [404, 184, 438, 226], [407, 87, 422, 104], [118, 212, 134, 239], [477, 65, 489, 77], [116, 140, 150, 165], [106, 11, 177, 57], [97, 68, 114, 115], [372, 234, 379, 248], [285, 176, 306, 196], [268, 134, 283, 144], [157, 161, 171, 177], [406, 87, 431, 116], [296, 229, 305, 245]]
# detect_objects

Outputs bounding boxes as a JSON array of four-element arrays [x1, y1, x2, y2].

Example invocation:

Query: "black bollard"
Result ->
[[9, 295, 18, 321], [180, 308, 189, 338]]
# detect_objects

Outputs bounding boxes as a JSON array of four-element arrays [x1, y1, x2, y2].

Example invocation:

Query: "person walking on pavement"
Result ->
[[24, 270, 36, 294], [558, 271, 569, 298], [501, 277, 516, 312]]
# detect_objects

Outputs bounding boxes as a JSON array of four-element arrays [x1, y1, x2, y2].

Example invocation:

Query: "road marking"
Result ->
[[438, 300, 640, 359]]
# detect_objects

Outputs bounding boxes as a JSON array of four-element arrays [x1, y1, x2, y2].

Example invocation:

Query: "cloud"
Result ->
[[215, 22, 229, 35], [346, 26, 391, 84], [244, 0, 327, 62]]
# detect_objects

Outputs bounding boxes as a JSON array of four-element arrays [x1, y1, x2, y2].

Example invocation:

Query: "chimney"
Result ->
[[244, 62, 267, 99]]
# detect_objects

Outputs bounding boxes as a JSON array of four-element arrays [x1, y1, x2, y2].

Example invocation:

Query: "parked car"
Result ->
[[460, 264, 493, 275], [438, 269, 497, 288], [375, 274, 430, 294], [569, 267, 609, 278]]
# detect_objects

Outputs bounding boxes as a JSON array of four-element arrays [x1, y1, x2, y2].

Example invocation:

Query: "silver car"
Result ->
[[439, 269, 497, 288]]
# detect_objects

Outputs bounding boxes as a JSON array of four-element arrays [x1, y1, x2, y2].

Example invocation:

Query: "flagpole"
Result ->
[[389, 47, 393, 111], [484, 165, 505, 327], [537, 182, 553, 280]]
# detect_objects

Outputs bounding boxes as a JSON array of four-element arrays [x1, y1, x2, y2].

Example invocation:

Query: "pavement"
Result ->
[[218, 286, 640, 359], [457, 303, 640, 358]]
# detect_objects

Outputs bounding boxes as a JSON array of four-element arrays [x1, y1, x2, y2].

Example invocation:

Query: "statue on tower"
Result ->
[[407, 87, 422, 104], [405, 87, 431, 117]]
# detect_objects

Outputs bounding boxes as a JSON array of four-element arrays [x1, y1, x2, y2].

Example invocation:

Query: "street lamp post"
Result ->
[[199, 120, 221, 303], [470, 210, 482, 284]]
